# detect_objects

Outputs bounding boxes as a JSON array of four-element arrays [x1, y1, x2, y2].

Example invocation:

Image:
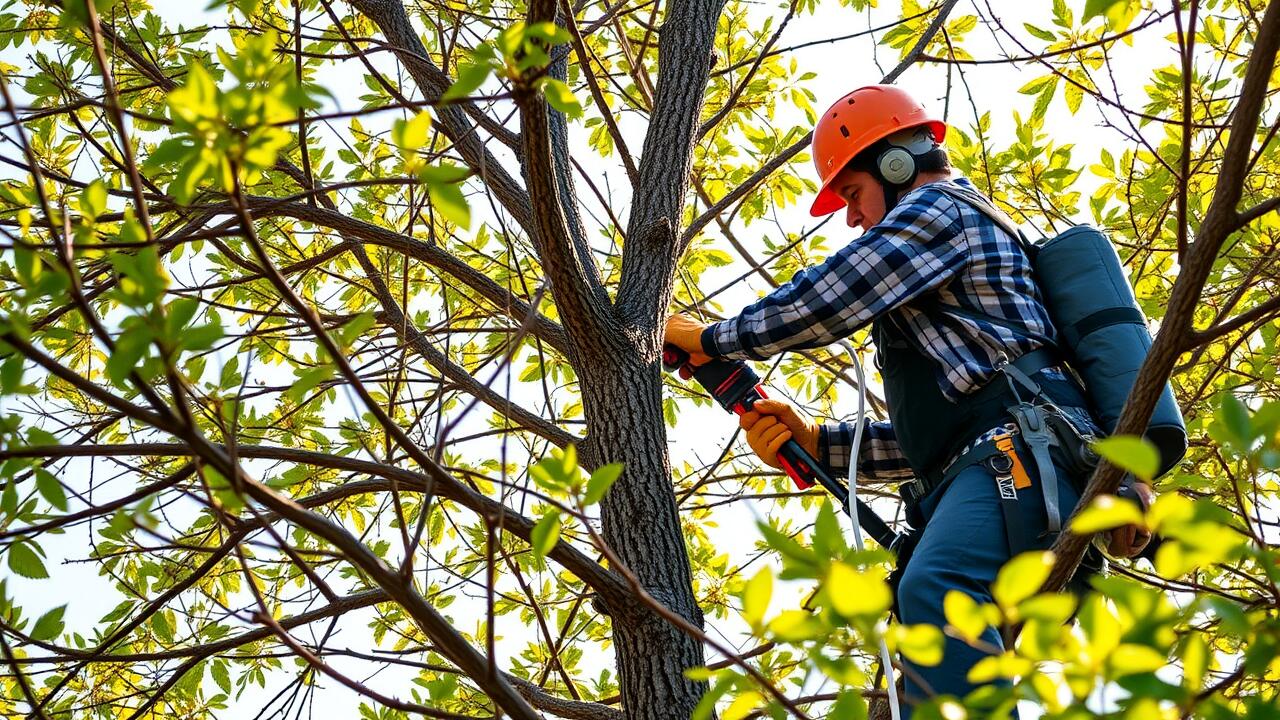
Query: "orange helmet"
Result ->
[[809, 85, 947, 217]]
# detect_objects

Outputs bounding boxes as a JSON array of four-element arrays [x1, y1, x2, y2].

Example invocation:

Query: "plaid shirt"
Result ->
[[702, 177, 1055, 480]]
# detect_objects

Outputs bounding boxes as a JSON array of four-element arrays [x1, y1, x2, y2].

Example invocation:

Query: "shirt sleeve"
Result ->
[[818, 419, 915, 480], [702, 189, 968, 360]]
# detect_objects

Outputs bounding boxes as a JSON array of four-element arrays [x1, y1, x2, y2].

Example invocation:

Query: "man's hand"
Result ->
[[738, 398, 819, 469], [664, 314, 712, 368], [1107, 481, 1155, 557]]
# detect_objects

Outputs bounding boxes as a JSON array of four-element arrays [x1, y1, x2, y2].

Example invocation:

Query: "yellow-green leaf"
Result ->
[[1070, 494, 1144, 534], [943, 590, 990, 644], [826, 561, 891, 618], [1092, 435, 1159, 482], [890, 623, 944, 667], [741, 567, 772, 629], [1107, 643, 1167, 676], [992, 551, 1054, 611], [531, 510, 562, 560]]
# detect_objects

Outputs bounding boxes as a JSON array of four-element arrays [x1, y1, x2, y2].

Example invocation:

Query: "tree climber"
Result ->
[[664, 84, 1157, 716]]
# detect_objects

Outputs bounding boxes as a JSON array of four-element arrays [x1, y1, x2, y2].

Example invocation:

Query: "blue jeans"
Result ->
[[895, 447, 1084, 717]]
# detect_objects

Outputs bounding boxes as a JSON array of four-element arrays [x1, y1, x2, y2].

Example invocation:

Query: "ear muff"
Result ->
[[877, 147, 916, 186], [872, 126, 940, 190]]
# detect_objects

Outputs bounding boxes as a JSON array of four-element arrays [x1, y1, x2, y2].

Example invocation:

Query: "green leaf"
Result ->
[[1, 354, 24, 394], [145, 137, 197, 170], [338, 312, 377, 350], [418, 163, 471, 185], [1219, 394, 1252, 446], [80, 180, 107, 219], [1070, 494, 1144, 533], [7, 542, 48, 579], [1017, 75, 1055, 96], [539, 78, 582, 118], [1083, 0, 1125, 21], [992, 551, 1054, 611], [179, 323, 224, 353], [107, 325, 153, 385], [530, 510, 561, 560], [209, 655, 232, 691], [826, 561, 891, 618], [442, 62, 491, 102], [427, 180, 471, 230], [583, 463, 623, 506], [828, 690, 868, 720], [1023, 23, 1057, 41], [943, 590, 990, 643], [165, 297, 201, 337], [740, 566, 772, 629], [531, 445, 581, 494], [151, 611, 174, 643], [35, 469, 67, 511], [287, 365, 335, 403], [813, 500, 848, 558], [756, 521, 817, 571], [31, 604, 66, 641], [1092, 435, 1159, 482]]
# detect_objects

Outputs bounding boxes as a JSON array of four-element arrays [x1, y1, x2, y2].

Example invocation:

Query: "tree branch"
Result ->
[[614, 0, 729, 327], [346, 0, 535, 233], [1043, 0, 1280, 592]]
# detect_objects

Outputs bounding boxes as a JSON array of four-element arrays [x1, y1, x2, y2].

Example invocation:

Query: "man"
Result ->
[[664, 85, 1154, 715]]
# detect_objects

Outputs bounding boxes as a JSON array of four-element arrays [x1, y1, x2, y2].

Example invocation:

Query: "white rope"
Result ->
[[837, 339, 901, 720]]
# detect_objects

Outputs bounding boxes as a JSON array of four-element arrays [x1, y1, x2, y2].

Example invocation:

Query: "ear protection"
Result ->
[[874, 126, 939, 188]]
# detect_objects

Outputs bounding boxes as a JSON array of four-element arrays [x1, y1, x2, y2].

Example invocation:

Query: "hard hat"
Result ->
[[809, 85, 947, 217]]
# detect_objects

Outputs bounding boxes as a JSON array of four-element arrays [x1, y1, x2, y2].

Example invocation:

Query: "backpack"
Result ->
[[934, 183, 1188, 478]]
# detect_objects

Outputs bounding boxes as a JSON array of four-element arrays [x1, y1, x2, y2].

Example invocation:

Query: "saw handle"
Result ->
[[663, 344, 823, 492], [662, 343, 899, 549]]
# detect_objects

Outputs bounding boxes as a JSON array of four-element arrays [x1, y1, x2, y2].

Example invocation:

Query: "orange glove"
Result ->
[[664, 314, 712, 368], [1108, 481, 1155, 557], [738, 398, 819, 470]]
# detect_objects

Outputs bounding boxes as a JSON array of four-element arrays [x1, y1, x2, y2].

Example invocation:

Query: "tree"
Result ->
[[0, 0, 1276, 718]]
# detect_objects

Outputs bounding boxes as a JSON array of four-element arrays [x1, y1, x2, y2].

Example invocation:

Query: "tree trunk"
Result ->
[[581, 344, 708, 720]]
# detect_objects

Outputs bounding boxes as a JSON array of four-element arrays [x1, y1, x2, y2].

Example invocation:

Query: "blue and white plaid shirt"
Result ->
[[701, 177, 1056, 480]]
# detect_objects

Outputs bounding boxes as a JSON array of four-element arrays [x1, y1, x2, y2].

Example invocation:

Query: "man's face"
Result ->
[[832, 167, 887, 232]]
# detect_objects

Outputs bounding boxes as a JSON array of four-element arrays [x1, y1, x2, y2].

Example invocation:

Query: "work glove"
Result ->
[[738, 398, 819, 470], [1107, 480, 1155, 558], [664, 314, 712, 368]]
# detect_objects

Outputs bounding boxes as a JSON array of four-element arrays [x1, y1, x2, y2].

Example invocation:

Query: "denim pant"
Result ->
[[895, 447, 1084, 717]]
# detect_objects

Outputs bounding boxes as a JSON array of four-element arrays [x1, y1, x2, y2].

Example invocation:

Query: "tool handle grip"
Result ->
[[662, 345, 691, 372], [778, 439, 839, 497]]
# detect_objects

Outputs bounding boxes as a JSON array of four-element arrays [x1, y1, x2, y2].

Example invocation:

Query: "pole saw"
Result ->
[[662, 345, 899, 550]]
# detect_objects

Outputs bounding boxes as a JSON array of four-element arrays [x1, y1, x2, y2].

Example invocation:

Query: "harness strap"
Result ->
[[1009, 403, 1064, 534]]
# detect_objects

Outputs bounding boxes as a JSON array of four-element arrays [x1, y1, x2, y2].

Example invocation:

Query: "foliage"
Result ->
[[0, 0, 1274, 718]]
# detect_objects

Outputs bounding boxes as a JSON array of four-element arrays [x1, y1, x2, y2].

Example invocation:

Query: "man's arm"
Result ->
[[701, 191, 968, 361], [820, 419, 914, 480]]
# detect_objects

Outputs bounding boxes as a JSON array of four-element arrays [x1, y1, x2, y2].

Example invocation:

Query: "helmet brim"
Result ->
[[807, 120, 948, 217]]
